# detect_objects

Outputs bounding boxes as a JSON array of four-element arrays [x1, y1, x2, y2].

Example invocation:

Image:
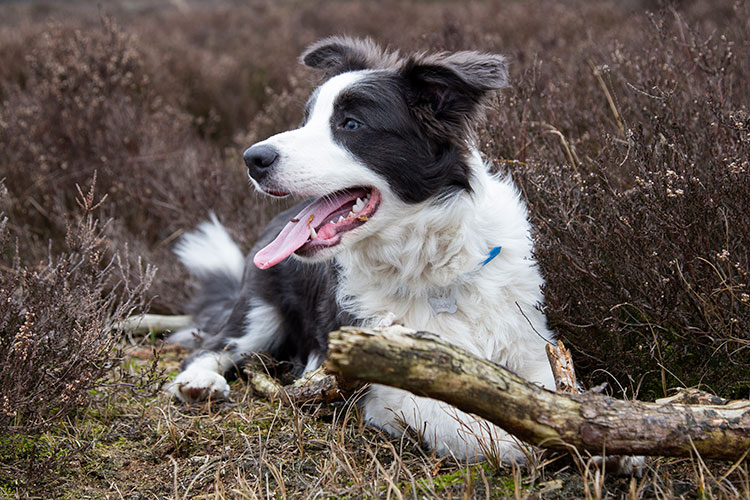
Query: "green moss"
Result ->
[[0, 483, 20, 498], [413, 463, 519, 497], [427, 467, 465, 491], [0, 433, 61, 462]]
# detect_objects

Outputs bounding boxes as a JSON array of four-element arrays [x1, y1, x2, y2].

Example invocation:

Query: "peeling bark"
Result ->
[[245, 365, 359, 405], [545, 341, 579, 394], [326, 325, 750, 461]]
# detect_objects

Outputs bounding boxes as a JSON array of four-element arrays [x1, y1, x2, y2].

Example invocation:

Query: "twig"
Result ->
[[545, 341, 579, 394], [114, 314, 193, 335]]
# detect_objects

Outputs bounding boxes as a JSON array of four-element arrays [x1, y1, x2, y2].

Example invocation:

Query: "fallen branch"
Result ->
[[326, 325, 750, 461], [246, 370, 284, 401], [246, 367, 359, 404], [115, 314, 192, 335], [283, 368, 355, 404]]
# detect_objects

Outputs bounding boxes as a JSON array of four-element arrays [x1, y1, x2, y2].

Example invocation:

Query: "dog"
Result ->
[[168, 37, 556, 463]]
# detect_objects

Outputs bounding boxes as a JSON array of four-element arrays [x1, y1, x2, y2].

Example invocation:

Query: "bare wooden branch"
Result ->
[[656, 388, 731, 406], [545, 340, 579, 394], [283, 368, 353, 404], [115, 314, 192, 335], [326, 325, 750, 461], [244, 364, 358, 405], [246, 370, 284, 401]]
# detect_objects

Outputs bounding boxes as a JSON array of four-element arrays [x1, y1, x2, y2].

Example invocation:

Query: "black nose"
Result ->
[[243, 144, 279, 182]]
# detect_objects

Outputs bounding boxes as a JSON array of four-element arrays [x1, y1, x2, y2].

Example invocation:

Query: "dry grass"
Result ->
[[0, 0, 748, 497], [5, 344, 748, 498]]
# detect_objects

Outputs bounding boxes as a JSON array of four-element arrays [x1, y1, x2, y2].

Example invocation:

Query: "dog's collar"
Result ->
[[480, 245, 502, 267], [429, 246, 502, 316]]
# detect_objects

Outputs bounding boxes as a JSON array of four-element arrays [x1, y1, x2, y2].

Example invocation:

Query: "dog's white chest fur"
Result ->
[[336, 157, 554, 378], [334, 157, 556, 461]]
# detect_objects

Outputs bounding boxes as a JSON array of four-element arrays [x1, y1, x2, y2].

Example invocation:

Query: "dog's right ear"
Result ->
[[399, 51, 509, 140], [301, 36, 396, 76]]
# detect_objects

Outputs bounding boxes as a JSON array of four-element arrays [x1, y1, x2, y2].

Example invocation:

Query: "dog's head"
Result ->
[[245, 37, 508, 269]]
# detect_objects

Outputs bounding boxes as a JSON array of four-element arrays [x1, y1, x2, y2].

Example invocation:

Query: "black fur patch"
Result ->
[[184, 203, 354, 373], [301, 36, 400, 77], [400, 51, 508, 144], [330, 73, 472, 203]]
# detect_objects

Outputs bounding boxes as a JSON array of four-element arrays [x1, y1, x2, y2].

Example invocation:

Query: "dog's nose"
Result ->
[[243, 144, 279, 181]]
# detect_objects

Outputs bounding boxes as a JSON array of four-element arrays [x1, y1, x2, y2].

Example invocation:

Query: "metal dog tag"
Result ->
[[428, 294, 458, 315]]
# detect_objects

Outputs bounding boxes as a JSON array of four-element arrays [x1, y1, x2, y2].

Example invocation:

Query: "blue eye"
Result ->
[[341, 118, 361, 130]]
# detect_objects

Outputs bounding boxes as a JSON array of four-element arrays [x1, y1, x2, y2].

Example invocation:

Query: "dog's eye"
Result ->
[[340, 118, 362, 131]]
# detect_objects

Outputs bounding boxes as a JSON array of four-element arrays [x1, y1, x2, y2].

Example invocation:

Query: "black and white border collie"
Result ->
[[169, 37, 555, 463]]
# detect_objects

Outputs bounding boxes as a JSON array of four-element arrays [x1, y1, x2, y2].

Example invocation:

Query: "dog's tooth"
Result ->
[[348, 211, 355, 218], [310, 227, 317, 239], [338, 215, 344, 222]]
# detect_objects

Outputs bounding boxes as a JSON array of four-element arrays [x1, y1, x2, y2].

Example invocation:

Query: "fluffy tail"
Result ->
[[170, 214, 245, 347]]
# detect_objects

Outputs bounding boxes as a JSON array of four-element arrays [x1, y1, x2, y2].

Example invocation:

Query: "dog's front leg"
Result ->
[[169, 351, 233, 403], [362, 384, 528, 464]]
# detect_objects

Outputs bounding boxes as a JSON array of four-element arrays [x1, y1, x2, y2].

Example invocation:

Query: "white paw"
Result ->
[[592, 455, 647, 477], [169, 368, 230, 403], [615, 455, 647, 477]]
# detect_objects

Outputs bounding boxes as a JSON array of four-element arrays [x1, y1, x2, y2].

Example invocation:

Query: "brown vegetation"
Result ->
[[488, 7, 750, 399], [0, 0, 747, 497]]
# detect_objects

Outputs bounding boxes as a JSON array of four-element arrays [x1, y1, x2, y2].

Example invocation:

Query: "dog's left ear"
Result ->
[[400, 51, 508, 136], [301, 36, 397, 76]]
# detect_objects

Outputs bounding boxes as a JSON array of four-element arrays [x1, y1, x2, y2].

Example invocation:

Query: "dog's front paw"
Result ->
[[614, 455, 647, 477], [592, 455, 647, 477], [169, 369, 230, 403]]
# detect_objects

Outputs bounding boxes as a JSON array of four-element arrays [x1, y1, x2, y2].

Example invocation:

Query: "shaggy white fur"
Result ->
[[173, 213, 245, 281], [336, 150, 555, 461]]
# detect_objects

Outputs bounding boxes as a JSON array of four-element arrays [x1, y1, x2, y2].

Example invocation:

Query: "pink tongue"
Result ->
[[253, 190, 364, 269]]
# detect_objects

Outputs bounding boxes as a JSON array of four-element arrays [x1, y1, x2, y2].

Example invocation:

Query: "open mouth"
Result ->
[[254, 187, 380, 269], [264, 189, 290, 197]]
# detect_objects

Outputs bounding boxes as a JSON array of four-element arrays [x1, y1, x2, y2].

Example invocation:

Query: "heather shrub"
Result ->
[[486, 7, 750, 398], [0, 18, 269, 311], [0, 179, 153, 434], [137, 4, 310, 145]]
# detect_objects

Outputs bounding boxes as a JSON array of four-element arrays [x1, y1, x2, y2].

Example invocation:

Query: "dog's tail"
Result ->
[[170, 214, 245, 348]]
